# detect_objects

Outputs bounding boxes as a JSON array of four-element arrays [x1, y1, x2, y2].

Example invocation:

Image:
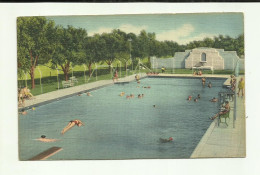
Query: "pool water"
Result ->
[[19, 77, 226, 160]]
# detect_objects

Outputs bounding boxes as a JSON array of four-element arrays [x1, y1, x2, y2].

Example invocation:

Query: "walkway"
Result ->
[[20, 73, 147, 109], [191, 76, 246, 158]]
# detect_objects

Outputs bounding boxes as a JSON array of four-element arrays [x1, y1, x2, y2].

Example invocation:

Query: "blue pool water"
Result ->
[[19, 77, 227, 160]]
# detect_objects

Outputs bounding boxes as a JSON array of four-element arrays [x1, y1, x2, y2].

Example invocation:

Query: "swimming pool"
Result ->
[[19, 77, 227, 160]]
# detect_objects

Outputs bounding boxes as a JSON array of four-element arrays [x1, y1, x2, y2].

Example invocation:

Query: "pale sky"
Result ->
[[47, 13, 244, 45]]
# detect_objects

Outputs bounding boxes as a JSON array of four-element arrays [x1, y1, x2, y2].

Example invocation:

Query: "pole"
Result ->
[[37, 67, 43, 94], [95, 63, 98, 81], [24, 71, 27, 87], [139, 58, 140, 74], [56, 67, 59, 90], [119, 61, 121, 78], [71, 65, 73, 77], [128, 38, 133, 72], [83, 64, 86, 83]]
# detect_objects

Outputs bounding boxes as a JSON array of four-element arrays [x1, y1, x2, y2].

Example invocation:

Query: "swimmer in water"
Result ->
[[19, 109, 27, 115], [202, 77, 206, 86], [153, 105, 156, 108], [35, 135, 59, 143], [208, 82, 212, 88], [197, 94, 201, 99], [159, 137, 173, 143], [61, 119, 84, 135], [210, 97, 218, 102], [119, 92, 125, 96], [194, 98, 198, 102], [187, 96, 192, 101], [86, 92, 92, 96]]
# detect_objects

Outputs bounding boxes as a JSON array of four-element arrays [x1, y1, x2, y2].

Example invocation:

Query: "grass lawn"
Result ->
[[18, 62, 244, 96]]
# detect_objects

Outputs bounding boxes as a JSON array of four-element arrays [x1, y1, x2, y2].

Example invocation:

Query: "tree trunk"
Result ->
[[30, 66, 35, 89], [107, 61, 112, 74], [125, 62, 127, 72], [64, 71, 69, 81], [29, 50, 37, 89], [88, 63, 92, 77]]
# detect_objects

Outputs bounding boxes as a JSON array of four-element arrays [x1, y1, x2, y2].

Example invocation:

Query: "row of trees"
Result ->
[[18, 17, 244, 89]]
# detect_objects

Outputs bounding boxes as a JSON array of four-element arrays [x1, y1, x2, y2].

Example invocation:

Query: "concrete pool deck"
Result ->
[[191, 76, 246, 158]]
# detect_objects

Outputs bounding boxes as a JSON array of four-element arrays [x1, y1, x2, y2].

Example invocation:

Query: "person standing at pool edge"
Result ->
[[61, 119, 84, 135], [237, 77, 245, 97]]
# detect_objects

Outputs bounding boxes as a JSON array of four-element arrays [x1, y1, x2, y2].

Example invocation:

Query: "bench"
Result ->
[[69, 76, 78, 84], [218, 110, 230, 126], [62, 80, 74, 88]]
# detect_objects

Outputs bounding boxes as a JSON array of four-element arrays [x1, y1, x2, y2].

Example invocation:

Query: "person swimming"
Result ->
[[208, 82, 212, 88], [197, 94, 201, 99], [86, 92, 92, 96], [210, 97, 218, 102], [187, 96, 192, 101], [159, 137, 173, 143], [194, 98, 198, 102], [19, 109, 27, 115], [61, 119, 84, 135], [119, 92, 125, 96], [36, 135, 59, 142]]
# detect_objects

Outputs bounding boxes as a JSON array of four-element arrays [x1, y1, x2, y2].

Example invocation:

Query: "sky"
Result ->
[[47, 13, 244, 45]]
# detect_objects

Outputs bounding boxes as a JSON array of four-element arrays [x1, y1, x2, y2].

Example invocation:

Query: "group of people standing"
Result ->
[[18, 86, 34, 107]]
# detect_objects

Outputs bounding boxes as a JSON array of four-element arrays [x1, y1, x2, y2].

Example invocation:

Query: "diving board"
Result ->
[[29, 147, 63, 160]]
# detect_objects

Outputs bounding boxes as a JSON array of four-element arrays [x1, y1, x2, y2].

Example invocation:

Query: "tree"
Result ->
[[101, 29, 128, 73], [82, 34, 105, 77], [17, 17, 55, 89], [51, 25, 87, 81]]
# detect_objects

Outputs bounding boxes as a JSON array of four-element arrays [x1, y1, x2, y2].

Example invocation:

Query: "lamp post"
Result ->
[[128, 38, 133, 72]]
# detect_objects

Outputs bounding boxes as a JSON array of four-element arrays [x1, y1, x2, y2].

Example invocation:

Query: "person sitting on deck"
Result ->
[[135, 74, 140, 81], [159, 137, 173, 143], [210, 101, 230, 120], [36, 135, 59, 143], [61, 119, 85, 135], [198, 70, 202, 76], [193, 71, 197, 75]]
